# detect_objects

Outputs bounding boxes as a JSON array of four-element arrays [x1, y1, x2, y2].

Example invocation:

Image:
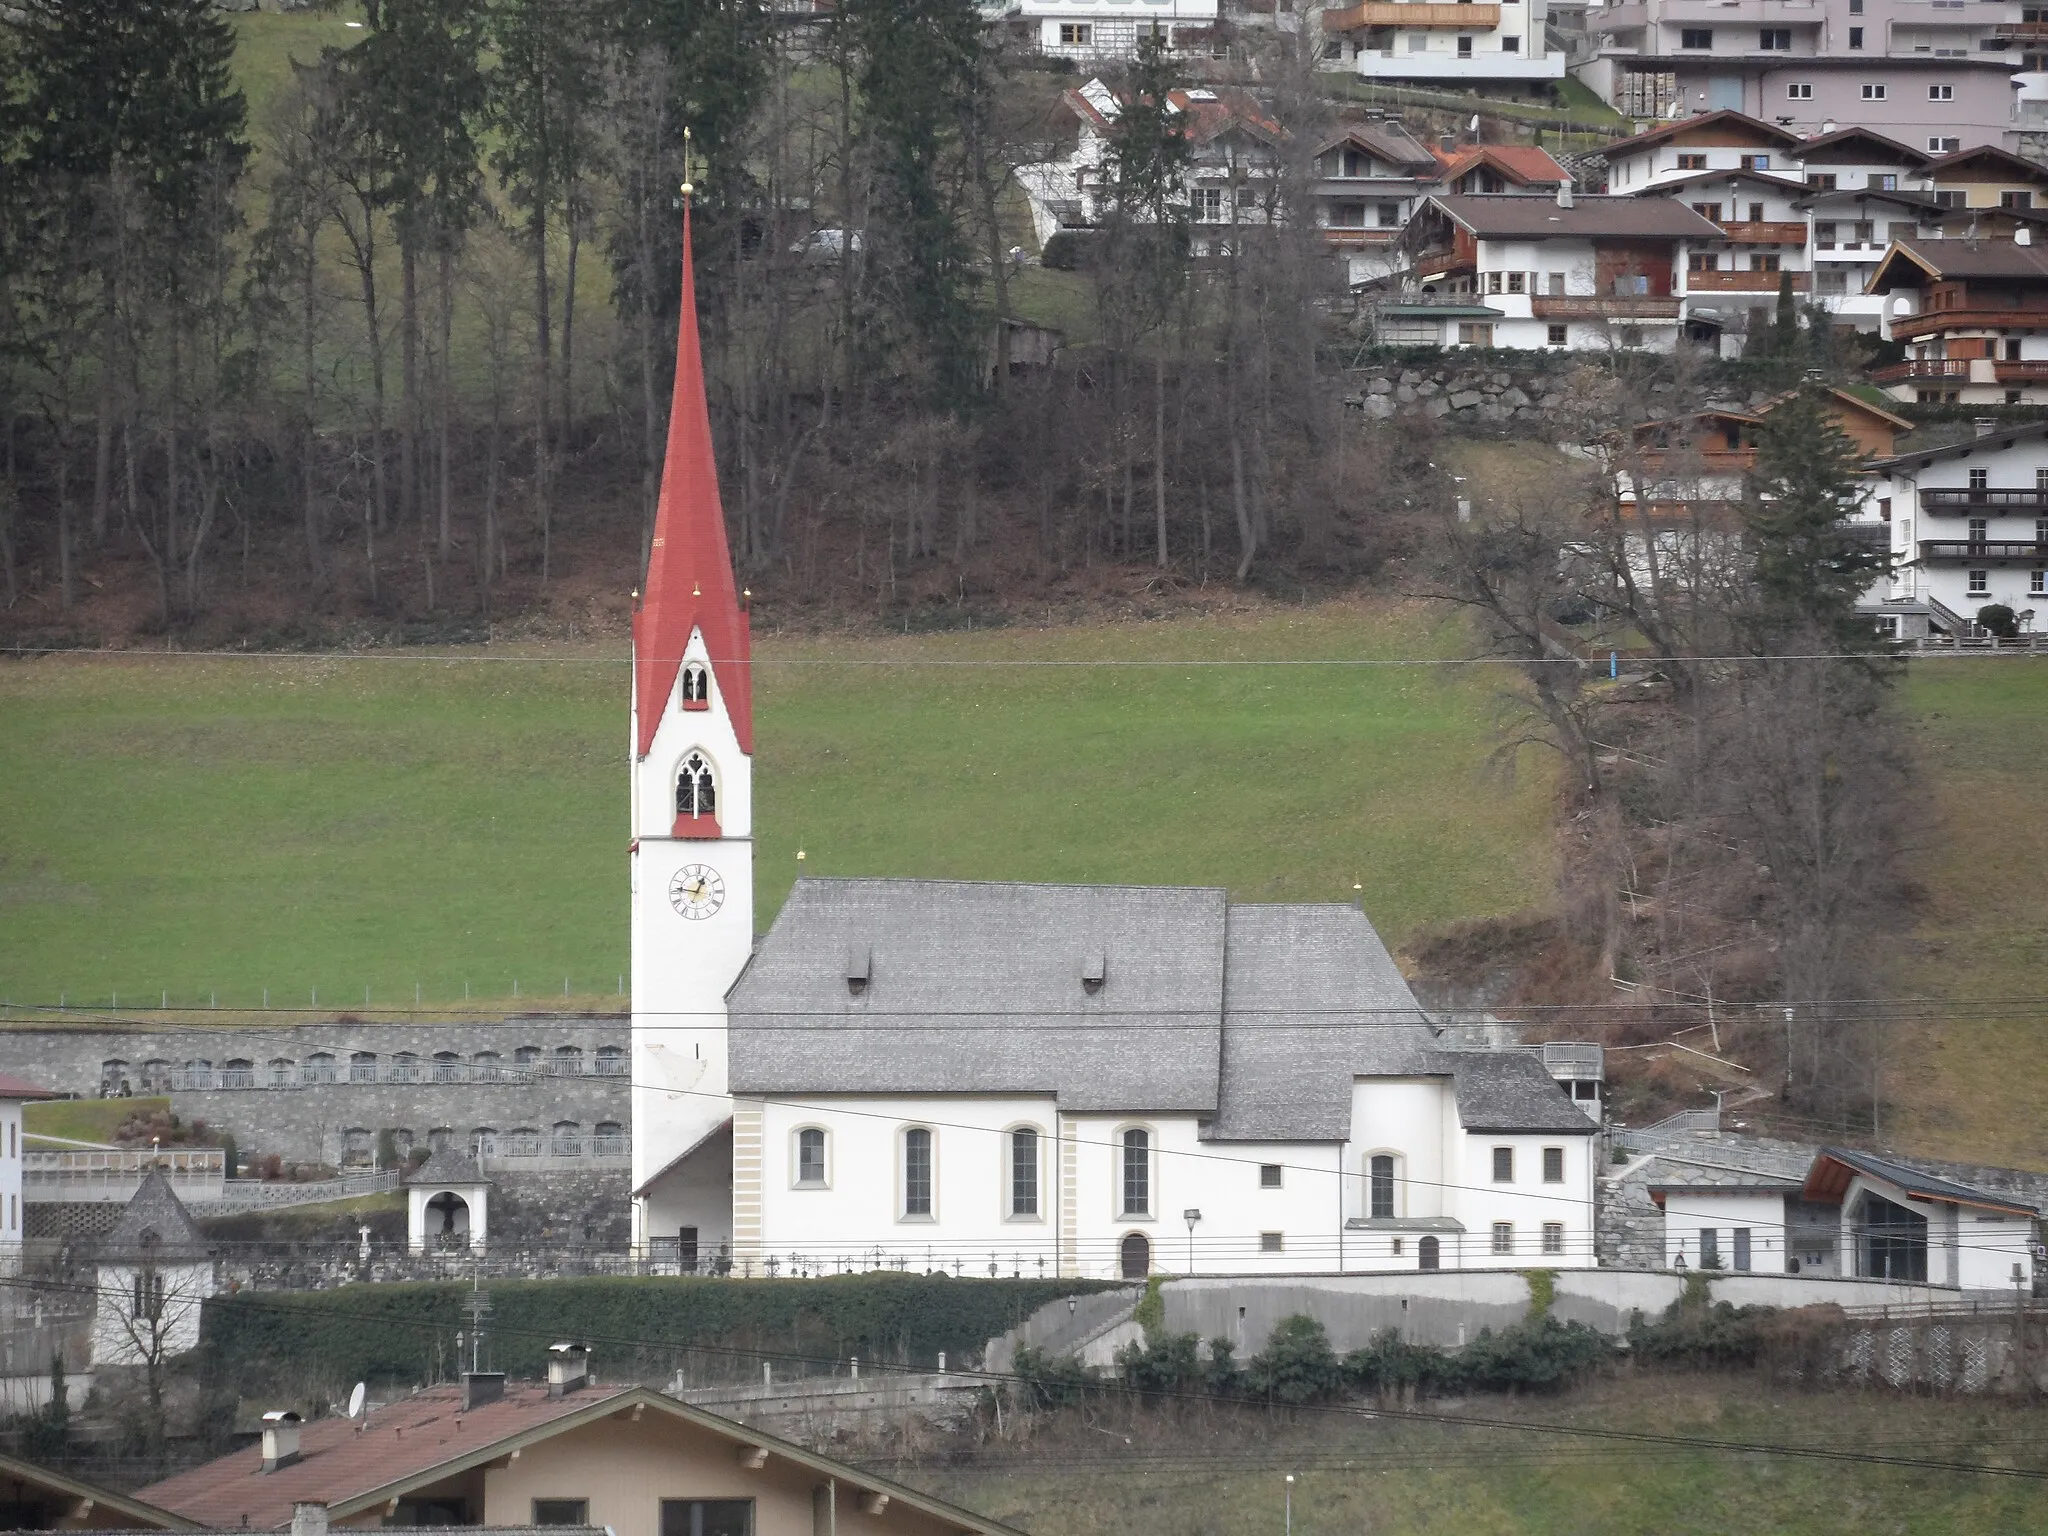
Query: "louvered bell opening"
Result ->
[[1081, 950, 1107, 996], [844, 946, 872, 997]]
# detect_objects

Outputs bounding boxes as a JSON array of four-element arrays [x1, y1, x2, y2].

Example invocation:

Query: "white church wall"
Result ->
[[630, 622, 754, 1234], [642, 1130, 735, 1265], [1345, 1078, 1454, 1221], [1451, 1132, 1597, 1270], [0, 1097, 23, 1276], [90, 1259, 212, 1367]]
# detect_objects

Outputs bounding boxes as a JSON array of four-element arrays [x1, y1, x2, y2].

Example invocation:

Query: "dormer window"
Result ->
[[1082, 951, 1107, 995], [681, 662, 711, 710], [845, 947, 872, 997], [677, 752, 716, 820]]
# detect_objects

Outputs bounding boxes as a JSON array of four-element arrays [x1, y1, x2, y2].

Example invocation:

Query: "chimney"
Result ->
[[1557, 183, 1574, 209], [546, 1343, 591, 1399], [1440, 133, 1455, 153], [460, 1372, 506, 1411], [1974, 417, 1998, 437], [261, 1411, 303, 1472], [292, 1506, 328, 1536], [2019, 225, 2034, 246]]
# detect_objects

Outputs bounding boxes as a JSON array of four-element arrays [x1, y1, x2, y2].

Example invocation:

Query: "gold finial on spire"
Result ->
[[692, 582, 702, 597], [680, 126, 703, 201]]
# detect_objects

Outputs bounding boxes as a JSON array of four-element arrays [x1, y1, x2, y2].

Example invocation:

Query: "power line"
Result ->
[[5, 1274, 2041, 1483]]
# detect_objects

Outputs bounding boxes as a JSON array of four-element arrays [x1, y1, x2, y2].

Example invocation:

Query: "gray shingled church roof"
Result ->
[[407, 1146, 489, 1186], [103, 1169, 208, 1258], [728, 879, 1580, 1140]]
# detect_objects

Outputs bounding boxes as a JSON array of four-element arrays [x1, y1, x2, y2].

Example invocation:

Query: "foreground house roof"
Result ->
[[1599, 111, 1803, 159], [1430, 144, 1571, 190], [1867, 236, 2048, 289], [1421, 193, 1722, 240], [139, 1384, 1023, 1536], [1791, 127, 1931, 168], [727, 878, 1496, 1142], [0, 1072, 52, 1097], [0, 1451, 199, 1531]]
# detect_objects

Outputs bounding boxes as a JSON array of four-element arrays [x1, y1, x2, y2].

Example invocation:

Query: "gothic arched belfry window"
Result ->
[[677, 752, 716, 819], [681, 662, 710, 708]]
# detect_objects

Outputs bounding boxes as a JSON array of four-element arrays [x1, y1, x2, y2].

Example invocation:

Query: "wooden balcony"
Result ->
[[1715, 221, 1807, 245], [1994, 360, 2048, 383], [1991, 17, 2048, 38], [1686, 269, 1809, 293], [1891, 309, 2048, 342], [1869, 359, 1969, 385], [1921, 488, 2048, 512], [1919, 540, 2048, 562], [1323, 1, 1502, 29], [1531, 294, 1681, 319]]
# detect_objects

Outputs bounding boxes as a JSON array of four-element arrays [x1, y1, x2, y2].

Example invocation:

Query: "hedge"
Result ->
[[201, 1274, 1111, 1392]]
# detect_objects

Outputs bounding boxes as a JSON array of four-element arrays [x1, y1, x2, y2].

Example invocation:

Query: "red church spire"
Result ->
[[633, 194, 752, 759]]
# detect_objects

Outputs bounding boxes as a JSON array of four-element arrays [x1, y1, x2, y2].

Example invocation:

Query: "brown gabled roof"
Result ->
[[0, 1451, 200, 1531], [1926, 144, 2048, 185], [1804, 1148, 2040, 1217], [1793, 126, 1931, 168], [1318, 121, 1436, 172], [1430, 143, 1570, 188], [1600, 110, 1802, 159], [0, 1073, 52, 1097], [1765, 386, 1914, 434], [1868, 235, 2048, 289], [1424, 193, 1721, 240], [1620, 166, 1806, 198], [139, 1384, 1026, 1536]]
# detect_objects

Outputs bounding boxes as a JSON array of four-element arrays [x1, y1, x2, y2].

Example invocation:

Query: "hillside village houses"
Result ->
[[1868, 231, 2048, 404], [1001, 0, 1219, 63], [1317, 0, 1568, 85]]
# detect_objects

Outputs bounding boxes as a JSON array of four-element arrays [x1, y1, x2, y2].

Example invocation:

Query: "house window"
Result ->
[[1619, 325, 1644, 347], [1848, 25, 1864, 46], [1542, 1223, 1565, 1255], [1677, 153, 1708, 170], [677, 752, 716, 819], [1680, 28, 1712, 47], [1855, 1192, 1928, 1281], [1487, 271, 1503, 294], [1376, 201, 1404, 228], [1733, 1228, 1753, 1270], [1506, 271, 1525, 293], [1969, 569, 1990, 594], [1970, 517, 1989, 543], [1057, 22, 1091, 44], [1542, 1146, 1565, 1183], [1457, 322, 1494, 346], [1011, 1127, 1040, 1217], [131, 1269, 166, 1321], [533, 1502, 591, 1526], [1930, 84, 1955, 101], [1758, 28, 1790, 48], [1739, 154, 1770, 171], [796, 1127, 827, 1186], [1699, 1227, 1721, 1267], [2003, 191, 2035, 210], [680, 662, 709, 706], [1121, 1128, 1151, 1217], [1808, 174, 1838, 192], [1971, 467, 1989, 489], [1457, 34, 1473, 56], [1260, 1231, 1285, 1253], [1369, 1154, 1397, 1219], [1491, 1222, 1514, 1254], [1546, 271, 1565, 295], [2029, 569, 2045, 594], [1492, 1146, 1515, 1183], [1931, 138, 1961, 155], [1260, 1163, 1284, 1188], [659, 1501, 753, 1536], [902, 1128, 934, 1217], [1193, 187, 1223, 223], [1788, 82, 1813, 99], [1502, 34, 1519, 50], [1547, 323, 1569, 346], [1861, 83, 1887, 100], [1754, 253, 1782, 272], [1849, 0, 1862, 10]]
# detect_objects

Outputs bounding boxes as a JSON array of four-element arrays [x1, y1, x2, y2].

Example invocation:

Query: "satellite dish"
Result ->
[[347, 1382, 367, 1419]]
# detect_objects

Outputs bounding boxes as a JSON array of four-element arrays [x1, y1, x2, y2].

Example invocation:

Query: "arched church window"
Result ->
[[1369, 1154, 1398, 1220], [676, 752, 717, 820], [1120, 1128, 1151, 1218], [681, 662, 711, 708]]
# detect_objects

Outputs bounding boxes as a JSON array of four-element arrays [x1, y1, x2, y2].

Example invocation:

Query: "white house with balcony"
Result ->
[[1863, 419, 2048, 637], [1382, 190, 1722, 349], [1867, 234, 2048, 405], [1320, 0, 1565, 82], [1005, 0, 1220, 60]]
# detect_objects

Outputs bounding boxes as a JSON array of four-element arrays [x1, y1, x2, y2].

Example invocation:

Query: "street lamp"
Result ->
[[1284, 1473, 1295, 1536], [1183, 1208, 1202, 1275]]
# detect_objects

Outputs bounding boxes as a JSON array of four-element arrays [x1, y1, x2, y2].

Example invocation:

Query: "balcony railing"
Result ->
[[1919, 540, 2048, 561], [1686, 269, 1809, 293], [1994, 360, 2048, 382], [1893, 309, 2048, 341], [1323, 1, 1503, 29], [1715, 221, 1807, 244], [1920, 488, 2048, 511], [1869, 358, 1970, 385], [1531, 294, 1681, 319]]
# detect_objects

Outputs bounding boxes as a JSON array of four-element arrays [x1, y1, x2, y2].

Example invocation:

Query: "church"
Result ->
[[626, 201, 1600, 1282]]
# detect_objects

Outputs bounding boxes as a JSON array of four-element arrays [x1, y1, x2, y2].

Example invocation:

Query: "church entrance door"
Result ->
[[1119, 1232, 1151, 1279]]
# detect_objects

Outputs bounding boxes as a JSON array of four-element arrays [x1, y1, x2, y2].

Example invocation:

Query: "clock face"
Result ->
[[669, 864, 726, 920]]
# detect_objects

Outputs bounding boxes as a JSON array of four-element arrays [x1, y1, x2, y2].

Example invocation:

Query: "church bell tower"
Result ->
[[628, 191, 752, 1256]]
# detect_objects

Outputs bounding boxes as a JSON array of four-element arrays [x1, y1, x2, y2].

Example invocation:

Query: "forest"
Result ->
[[0, 0, 1389, 635]]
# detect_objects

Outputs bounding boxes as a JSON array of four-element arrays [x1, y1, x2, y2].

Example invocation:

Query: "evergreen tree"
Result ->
[[1744, 384, 1891, 651], [1769, 268, 1799, 357]]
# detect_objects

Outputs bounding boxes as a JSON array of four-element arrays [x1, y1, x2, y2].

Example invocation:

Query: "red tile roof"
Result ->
[[0, 1073, 53, 1097], [1429, 144, 1569, 188], [140, 1384, 606, 1531]]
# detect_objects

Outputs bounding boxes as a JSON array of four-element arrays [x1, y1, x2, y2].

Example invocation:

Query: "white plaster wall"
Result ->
[[407, 1182, 490, 1252], [1660, 1190, 1788, 1271], [1885, 442, 2048, 621], [1347, 1079, 1451, 1219], [631, 623, 755, 1236], [642, 1132, 734, 1260], [0, 1100, 22, 1274], [91, 1259, 212, 1366], [1956, 1210, 2035, 1290], [1452, 1132, 1597, 1269]]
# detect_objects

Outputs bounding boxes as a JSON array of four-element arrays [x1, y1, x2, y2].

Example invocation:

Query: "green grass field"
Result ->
[[908, 1379, 2048, 1536], [21, 1096, 164, 1146], [0, 602, 1556, 1012]]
